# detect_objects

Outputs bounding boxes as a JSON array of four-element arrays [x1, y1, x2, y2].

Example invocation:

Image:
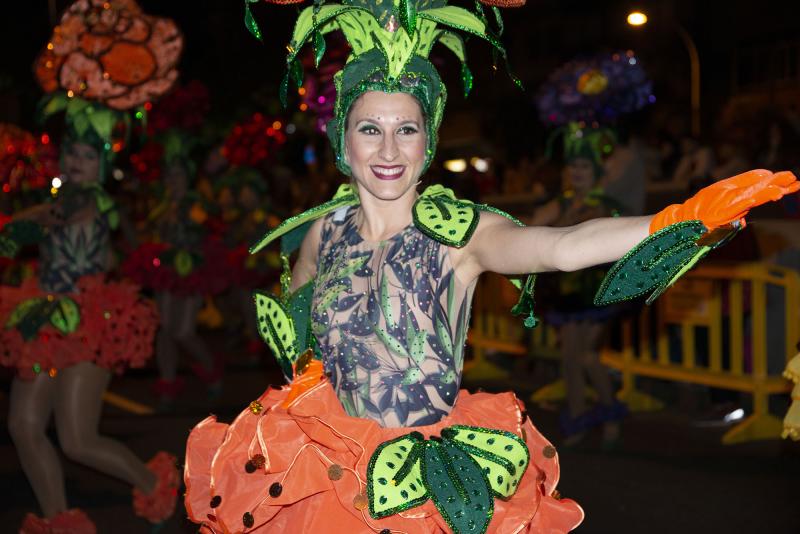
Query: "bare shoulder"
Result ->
[[291, 216, 325, 290], [467, 210, 521, 250], [450, 210, 519, 283]]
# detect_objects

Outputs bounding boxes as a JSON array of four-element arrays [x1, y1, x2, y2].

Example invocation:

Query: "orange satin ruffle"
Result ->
[[184, 380, 584, 533]]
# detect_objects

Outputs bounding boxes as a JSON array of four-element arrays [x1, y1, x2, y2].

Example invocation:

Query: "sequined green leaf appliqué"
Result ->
[[49, 298, 80, 335], [367, 432, 428, 518], [254, 291, 297, 378], [6, 298, 45, 329], [413, 195, 479, 248], [443, 426, 529, 499], [594, 220, 708, 306], [250, 183, 358, 254], [422, 439, 493, 534], [0, 235, 19, 258]]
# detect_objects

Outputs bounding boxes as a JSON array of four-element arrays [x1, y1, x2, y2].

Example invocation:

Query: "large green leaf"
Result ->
[[6, 298, 45, 329], [244, 0, 262, 41], [443, 425, 529, 499], [422, 439, 493, 534], [87, 108, 115, 143], [291, 5, 368, 60], [49, 297, 80, 334], [250, 184, 358, 253], [41, 93, 68, 117], [436, 31, 466, 62], [313, 30, 327, 67], [419, 6, 486, 38], [593, 221, 707, 306], [398, 0, 417, 36], [254, 291, 298, 378], [286, 280, 315, 354], [367, 433, 428, 518], [335, 11, 384, 56], [413, 195, 480, 248], [66, 97, 90, 116]]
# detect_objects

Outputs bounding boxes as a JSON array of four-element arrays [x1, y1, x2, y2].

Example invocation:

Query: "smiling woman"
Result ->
[[182, 0, 798, 532]]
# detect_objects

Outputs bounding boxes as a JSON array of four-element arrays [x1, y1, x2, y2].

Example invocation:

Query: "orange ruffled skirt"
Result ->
[[185, 380, 584, 533]]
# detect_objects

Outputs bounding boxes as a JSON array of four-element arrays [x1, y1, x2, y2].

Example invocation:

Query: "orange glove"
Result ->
[[650, 169, 799, 234]]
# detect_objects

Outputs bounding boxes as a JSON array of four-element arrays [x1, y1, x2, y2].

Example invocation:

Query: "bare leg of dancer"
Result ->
[[578, 321, 620, 443], [173, 295, 214, 372], [8, 375, 66, 517], [54, 361, 156, 493], [155, 292, 180, 382], [562, 321, 586, 420]]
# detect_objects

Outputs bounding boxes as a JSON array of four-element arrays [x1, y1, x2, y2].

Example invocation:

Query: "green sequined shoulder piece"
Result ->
[[411, 184, 525, 249], [250, 184, 359, 254]]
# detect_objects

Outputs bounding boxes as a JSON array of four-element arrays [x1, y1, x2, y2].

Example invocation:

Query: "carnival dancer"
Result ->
[[183, 1, 799, 532], [531, 126, 627, 445], [123, 88, 229, 409], [0, 1, 184, 531], [214, 115, 286, 357]]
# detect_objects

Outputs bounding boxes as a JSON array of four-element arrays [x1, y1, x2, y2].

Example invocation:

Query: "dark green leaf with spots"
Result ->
[[422, 439, 493, 534], [594, 220, 710, 306]]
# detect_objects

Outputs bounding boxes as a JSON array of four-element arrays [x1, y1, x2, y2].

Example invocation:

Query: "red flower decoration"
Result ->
[[222, 113, 287, 168], [148, 81, 211, 134], [34, 0, 183, 110], [129, 140, 164, 183], [0, 124, 59, 193]]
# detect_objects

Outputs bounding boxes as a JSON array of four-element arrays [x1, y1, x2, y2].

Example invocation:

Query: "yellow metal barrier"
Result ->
[[102, 391, 154, 415], [466, 273, 599, 403], [601, 261, 799, 444], [465, 274, 524, 380]]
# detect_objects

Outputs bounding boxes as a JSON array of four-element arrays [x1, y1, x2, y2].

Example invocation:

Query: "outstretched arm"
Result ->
[[455, 169, 799, 284], [455, 212, 651, 284]]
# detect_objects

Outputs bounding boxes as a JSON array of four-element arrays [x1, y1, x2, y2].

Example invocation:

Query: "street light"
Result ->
[[626, 10, 701, 137], [626, 11, 647, 26]]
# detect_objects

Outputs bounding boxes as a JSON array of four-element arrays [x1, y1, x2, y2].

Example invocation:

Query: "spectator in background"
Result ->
[[757, 115, 800, 173], [710, 138, 750, 184], [670, 135, 715, 190], [602, 130, 647, 215]]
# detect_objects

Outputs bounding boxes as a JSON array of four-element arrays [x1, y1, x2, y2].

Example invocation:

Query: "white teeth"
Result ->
[[372, 166, 404, 178]]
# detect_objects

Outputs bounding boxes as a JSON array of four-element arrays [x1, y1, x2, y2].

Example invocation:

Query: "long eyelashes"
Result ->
[[357, 124, 419, 136]]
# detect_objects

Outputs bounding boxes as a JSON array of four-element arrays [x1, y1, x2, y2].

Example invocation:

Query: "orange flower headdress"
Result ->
[[35, 0, 182, 111], [33, 0, 183, 161]]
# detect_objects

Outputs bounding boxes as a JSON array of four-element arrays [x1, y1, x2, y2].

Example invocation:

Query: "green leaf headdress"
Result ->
[[247, 0, 523, 175], [38, 92, 145, 182], [545, 121, 615, 178]]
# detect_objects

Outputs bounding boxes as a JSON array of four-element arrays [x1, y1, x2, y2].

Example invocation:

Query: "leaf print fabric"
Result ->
[[40, 213, 111, 294], [313, 207, 475, 428]]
